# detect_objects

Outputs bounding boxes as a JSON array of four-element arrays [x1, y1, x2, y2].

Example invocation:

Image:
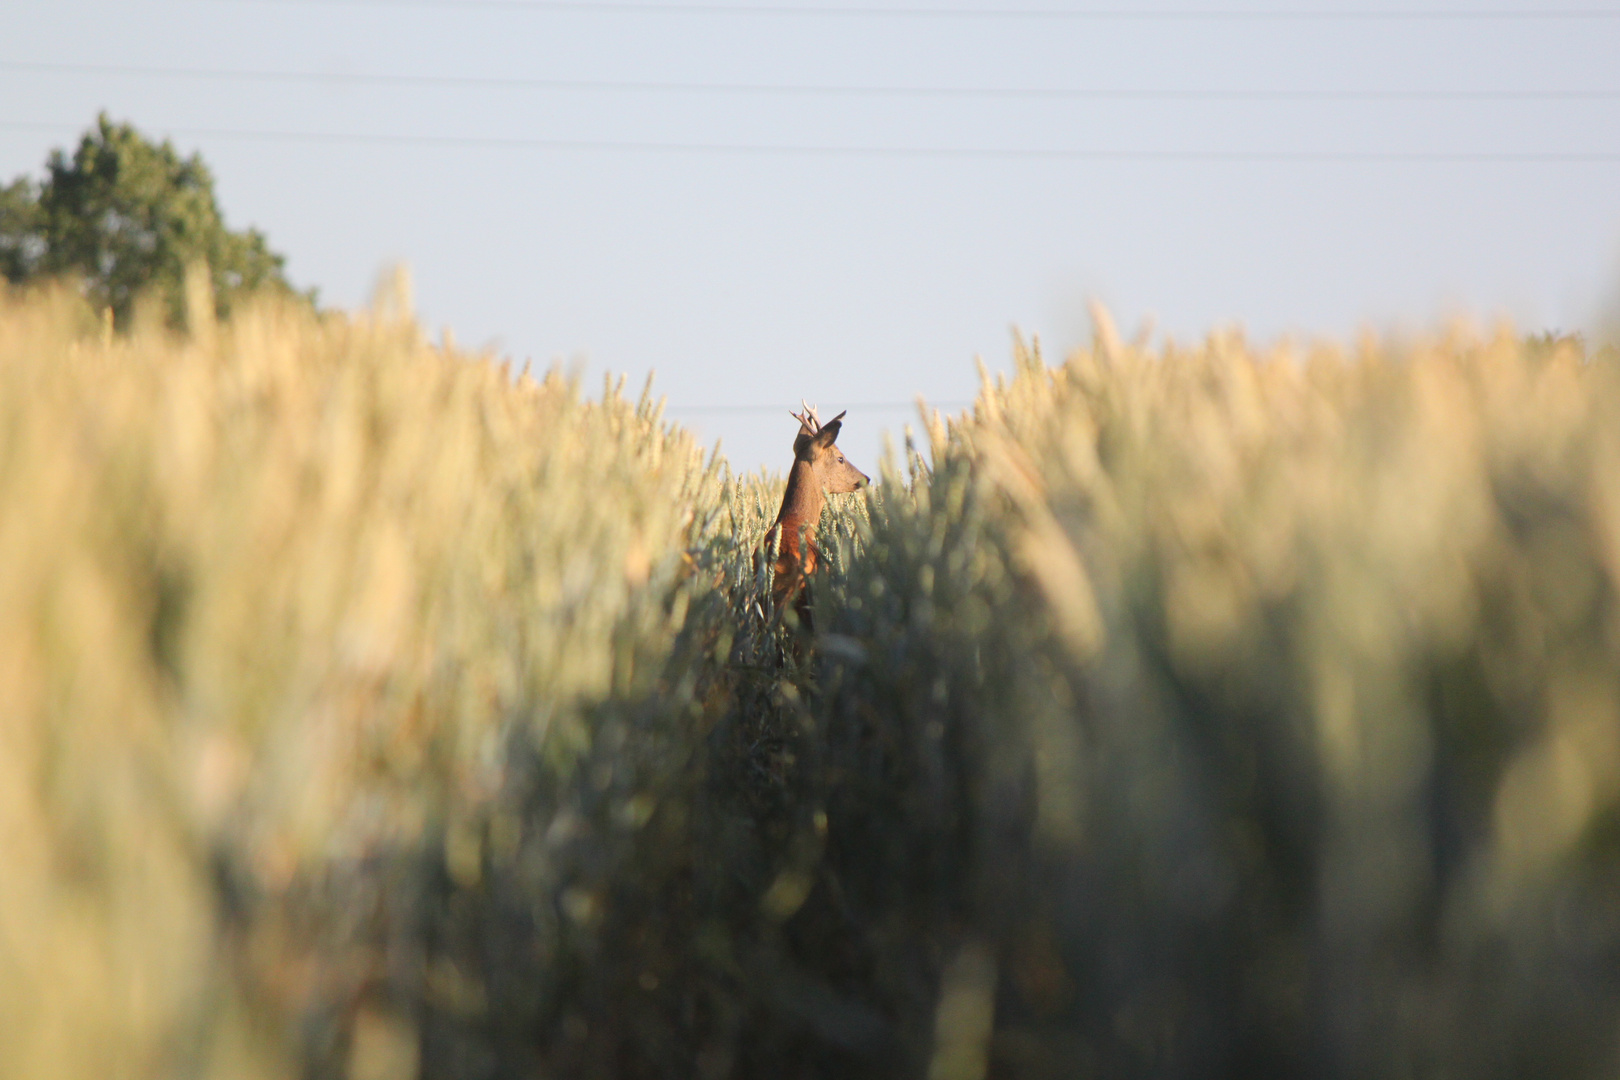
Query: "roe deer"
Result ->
[[761, 402, 870, 629]]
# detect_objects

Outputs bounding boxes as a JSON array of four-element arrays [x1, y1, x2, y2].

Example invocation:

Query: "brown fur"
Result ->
[[761, 404, 869, 628]]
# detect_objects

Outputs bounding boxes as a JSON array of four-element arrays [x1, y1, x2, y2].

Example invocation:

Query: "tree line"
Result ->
[[0, 113, 308, 327]]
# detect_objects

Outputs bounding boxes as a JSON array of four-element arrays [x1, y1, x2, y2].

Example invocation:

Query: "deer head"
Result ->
[[789, 401, 870, 494]]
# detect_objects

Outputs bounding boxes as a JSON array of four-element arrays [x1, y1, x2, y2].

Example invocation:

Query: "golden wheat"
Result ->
[[6, 269, 1619, 1077], [0, 275, 749, 1079]]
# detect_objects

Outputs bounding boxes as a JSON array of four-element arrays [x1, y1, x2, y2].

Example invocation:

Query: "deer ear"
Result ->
[[812, 416, 843, 448], [789, 410, 813, 455]]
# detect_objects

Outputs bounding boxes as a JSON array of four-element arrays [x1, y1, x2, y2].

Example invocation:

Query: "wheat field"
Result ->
[[2, 277, 1618, 1078]]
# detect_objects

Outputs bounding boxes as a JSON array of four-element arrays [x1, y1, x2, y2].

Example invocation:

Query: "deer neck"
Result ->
[[775, 458, 826, 535]]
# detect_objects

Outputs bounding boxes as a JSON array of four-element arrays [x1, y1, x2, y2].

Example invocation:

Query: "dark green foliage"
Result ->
[[0, 114, 307, 326], [0, 176, 45, 283]]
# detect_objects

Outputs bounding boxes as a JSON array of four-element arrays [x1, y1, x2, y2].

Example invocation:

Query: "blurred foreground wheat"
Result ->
[[0, 276, 745, 1078], [4, 275, 1618, 1079], [804, 315, 1620, 1077]]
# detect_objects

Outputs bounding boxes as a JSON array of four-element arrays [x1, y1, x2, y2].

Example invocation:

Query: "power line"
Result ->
[[7, 59, 1618, 101], [214, 1, 1620, 20], [4, 120, 1617, 161], [666, 401, 974, 414]]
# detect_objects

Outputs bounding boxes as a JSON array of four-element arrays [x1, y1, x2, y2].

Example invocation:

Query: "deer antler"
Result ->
[[790, 399, 823, 434]]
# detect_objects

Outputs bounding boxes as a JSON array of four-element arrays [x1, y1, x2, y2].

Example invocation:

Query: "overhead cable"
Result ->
[[7, 59, 1617, 101], [216, 1, 1620, 21], [3, 120, 1616, 162]]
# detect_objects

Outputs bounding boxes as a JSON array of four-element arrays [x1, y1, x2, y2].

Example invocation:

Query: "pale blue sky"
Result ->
[[4, 0, 1618, 471]]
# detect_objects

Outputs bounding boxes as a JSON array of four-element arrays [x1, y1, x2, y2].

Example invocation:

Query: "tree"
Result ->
[[0, 113, 309, 326]]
